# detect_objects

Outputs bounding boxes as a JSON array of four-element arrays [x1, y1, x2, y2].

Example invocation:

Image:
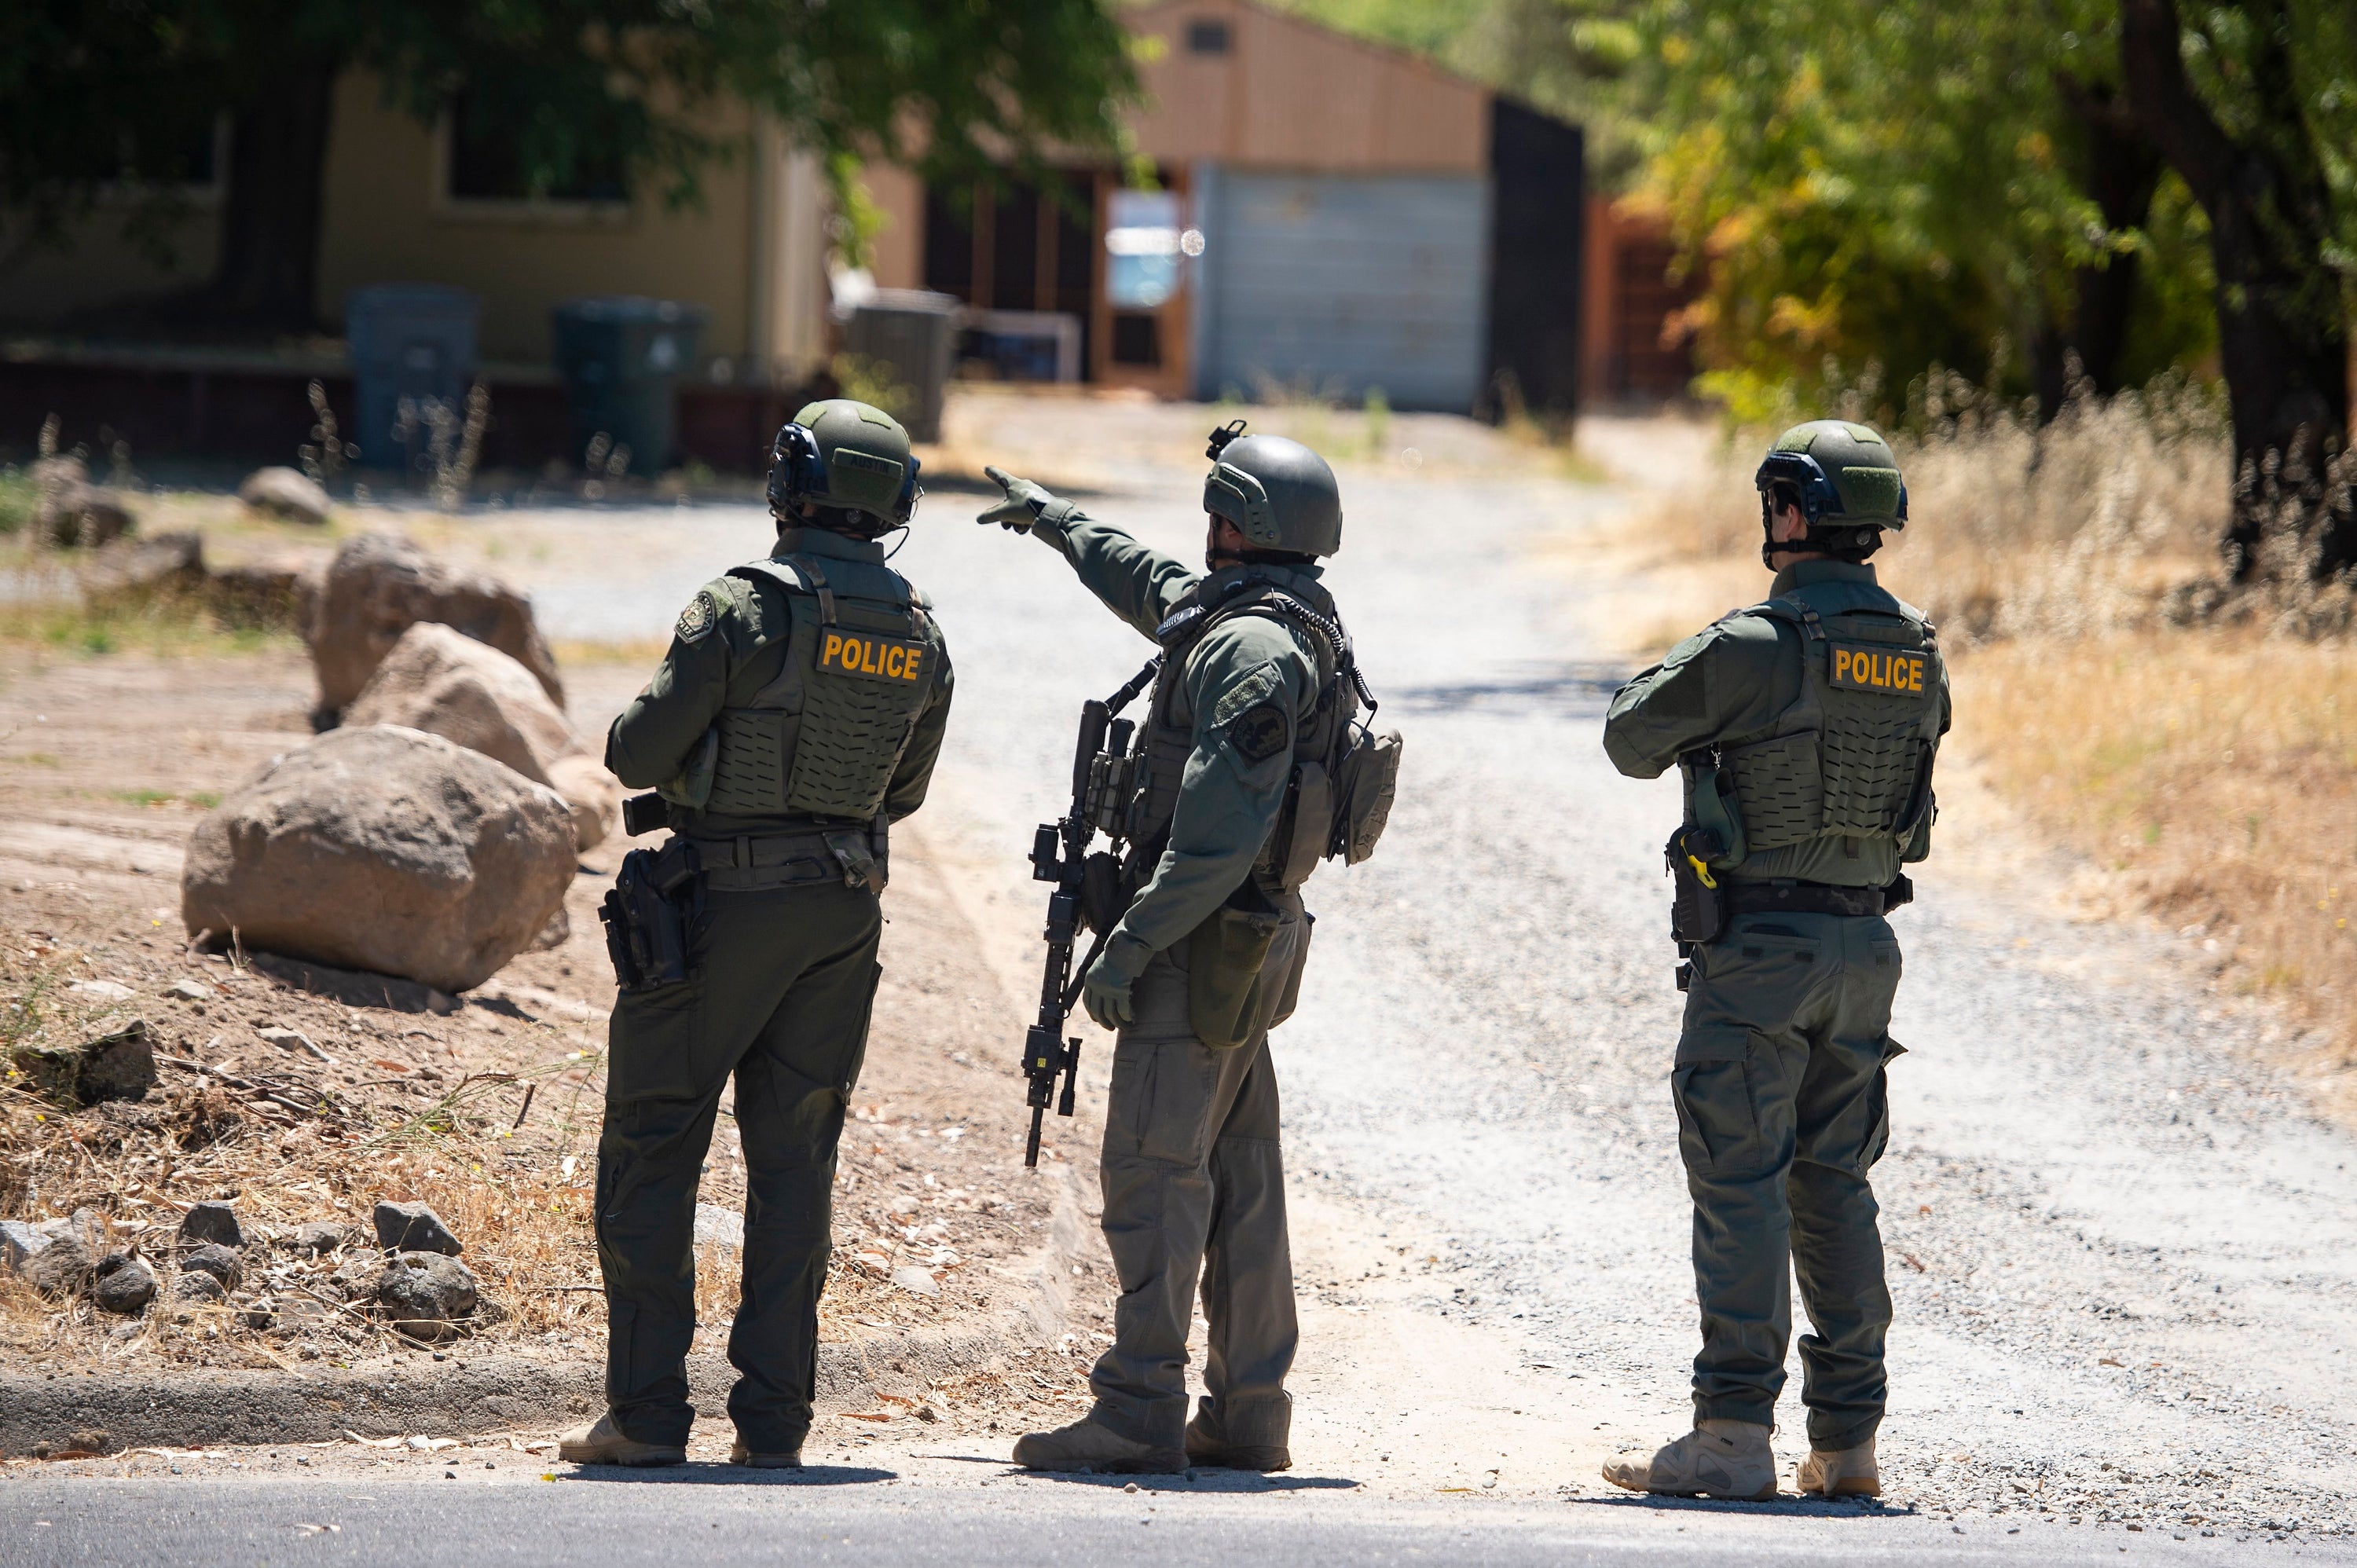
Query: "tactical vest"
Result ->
[[1700, 581, 1942, 860], [1120, 569, 1358, 895], [699, 552, 942, 822]]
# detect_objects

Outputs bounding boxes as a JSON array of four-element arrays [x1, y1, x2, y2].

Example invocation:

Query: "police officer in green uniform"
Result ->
[[1599, 421, 1948, 1501], [977, 428, 1364, 1475], [559, 400, 953, 1468]]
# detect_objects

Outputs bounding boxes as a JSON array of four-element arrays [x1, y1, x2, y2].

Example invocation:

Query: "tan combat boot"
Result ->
[[1796, 1437, 1879, 1497], [1600, 1420, 1777, 1500], [1184, 1407, 1290, 1473], [1011, 1417, 1187, 1475], [728, 1441, 802, 1469], [556, 1412, 687, 1467]]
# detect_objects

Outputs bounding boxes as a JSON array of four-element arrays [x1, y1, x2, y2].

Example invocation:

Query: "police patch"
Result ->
[[675, 591, 718, 644], [1227, 702, 1290, 764], [1828, 643, 1927, 695]]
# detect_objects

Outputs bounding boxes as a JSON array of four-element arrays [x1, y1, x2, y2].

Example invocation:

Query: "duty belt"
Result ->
[[685, 830, 849, 892], [1721, 879, 1890, 918]]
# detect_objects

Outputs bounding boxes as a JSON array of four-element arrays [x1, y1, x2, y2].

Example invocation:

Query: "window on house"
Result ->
[[445, 93, 627, 203], [1186, 20, 1232, 55]]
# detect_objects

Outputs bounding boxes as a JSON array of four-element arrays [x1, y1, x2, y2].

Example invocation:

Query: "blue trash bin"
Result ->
[[551, 297, 708, 475], [346, 284, 481, 471]]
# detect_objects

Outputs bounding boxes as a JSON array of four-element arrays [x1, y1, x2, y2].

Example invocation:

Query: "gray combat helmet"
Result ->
[[768, 398, 922, 533], [1753, 419, 1907, 563], [1203, 423, 1343, 557]]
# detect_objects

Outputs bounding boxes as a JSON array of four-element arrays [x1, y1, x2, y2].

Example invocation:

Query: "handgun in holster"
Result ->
[[599, 841, 702, 991]]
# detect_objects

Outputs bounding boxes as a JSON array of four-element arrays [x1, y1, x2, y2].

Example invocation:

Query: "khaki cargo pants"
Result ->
[[1674, 908, 1904, 1453], [596, 879, 882, 1454], [1086, 910, 1308, 1453]]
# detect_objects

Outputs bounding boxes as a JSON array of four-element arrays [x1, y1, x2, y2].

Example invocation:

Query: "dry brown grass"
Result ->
[[1596, 383, 2357, 1077]]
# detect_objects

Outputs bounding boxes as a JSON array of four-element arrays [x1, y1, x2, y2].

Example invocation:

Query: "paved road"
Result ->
[[5, 1469, 2338, 1566]]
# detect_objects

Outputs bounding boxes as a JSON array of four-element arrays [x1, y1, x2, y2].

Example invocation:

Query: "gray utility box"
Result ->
[[840, 290, 959, 442], [346, 284, 480, 470], [552, 296, 709, 474]]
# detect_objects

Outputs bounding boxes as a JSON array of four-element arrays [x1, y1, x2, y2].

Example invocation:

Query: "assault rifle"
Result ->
[[1021, 656, 1160, 1167]]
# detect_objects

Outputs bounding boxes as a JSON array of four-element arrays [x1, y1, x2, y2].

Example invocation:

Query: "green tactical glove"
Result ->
[[1080, 932, 1153, 1031], [977, 466, 1058, 532]]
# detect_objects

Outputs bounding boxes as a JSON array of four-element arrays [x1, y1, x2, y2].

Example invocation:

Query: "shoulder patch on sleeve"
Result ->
[[1227, 702, 1291, 764], [1207, 662, 1282, 730], [675, 589, 719, 644]]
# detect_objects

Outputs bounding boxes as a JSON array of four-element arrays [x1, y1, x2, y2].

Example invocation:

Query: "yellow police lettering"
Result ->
[[818, 628, 926, 683], [823, 632, 843, 665]]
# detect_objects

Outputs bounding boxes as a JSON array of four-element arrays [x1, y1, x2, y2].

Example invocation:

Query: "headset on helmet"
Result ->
[[767, 420, 924, 529]]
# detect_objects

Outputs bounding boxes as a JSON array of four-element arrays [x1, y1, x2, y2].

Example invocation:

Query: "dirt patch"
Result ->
[[0, 645, 1117, 1459]]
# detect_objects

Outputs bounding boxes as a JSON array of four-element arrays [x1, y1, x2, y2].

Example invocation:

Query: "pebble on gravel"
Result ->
[[181, 1242, 244, 1291], [163, 979, 212, 1002], [373, 1251, 479, 1339], [93, 1252, 157, 1314], [258, 1024, 335, 1064], [178, 1199, 245, 1250], [889, 1265, 942, 1298], [373, 1200, 463, 1256], [173, 1269, 226, 1303], [293, 1221, 349, 1257]]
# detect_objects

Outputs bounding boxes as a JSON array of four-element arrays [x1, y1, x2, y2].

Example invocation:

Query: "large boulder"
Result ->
[[307, 532, 562, 716], [346, 623, 577, 785], [237, 466, 332, 525], [33, 456, 137, 548], [179, 725, 577, 993]]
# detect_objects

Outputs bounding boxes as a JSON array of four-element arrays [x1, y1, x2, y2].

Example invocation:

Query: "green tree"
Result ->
[[2118, 0, 2356, 577], [0, 0, 1138, 332], [1626, 0, 2220, 422]]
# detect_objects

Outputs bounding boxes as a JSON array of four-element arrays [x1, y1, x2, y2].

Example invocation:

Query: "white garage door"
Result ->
[[1193, 170, 1491, 412]]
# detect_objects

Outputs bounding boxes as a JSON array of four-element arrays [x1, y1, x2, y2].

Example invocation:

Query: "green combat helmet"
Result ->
[[1752, 419, 1908, 566], [1204, 421, 1343, 557], [768, 398, 923, 536]]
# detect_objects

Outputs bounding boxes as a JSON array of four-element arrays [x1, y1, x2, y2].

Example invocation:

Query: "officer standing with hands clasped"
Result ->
[[1600, 421, 1948, 1501], [560, 400, 953, 1468], [977, 423, 1397, 1476]]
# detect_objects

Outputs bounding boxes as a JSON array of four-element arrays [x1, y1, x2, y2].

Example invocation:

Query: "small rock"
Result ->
[[68, 980, 137, 1003], [164, 980, 212, 1002], [23, 1232, 97, 1296], [258, 1025, 334, 1064], [179, 1199, 246, 1250], [293, 1221, 349, 1257], [181, 1242, 244, 1290], [373, 1200, 462, 1256], [68, 1429, 118, 1456], [373, 1251, 479, 1339], [328, 1253, 379, 1300], [10, 1017, 158, 1107], [240, 1297, 278, 1331], [173, 1269, 226, 1303], [693, 1203, 742, 1252], [889, 1266, 941, 1298], [238, 466, 332, 525], [93, 1253, 157, 1314]]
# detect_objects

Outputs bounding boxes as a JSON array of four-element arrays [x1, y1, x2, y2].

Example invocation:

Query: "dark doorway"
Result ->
[[1485, 99, 1585, 418]]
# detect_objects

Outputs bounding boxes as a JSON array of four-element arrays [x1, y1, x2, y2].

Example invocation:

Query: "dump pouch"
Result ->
[[1666, 826, 1727, 946], [599, 843, 702, 991], [1329, 720, 1402, 865], [1188, 903, 1283, 1050]]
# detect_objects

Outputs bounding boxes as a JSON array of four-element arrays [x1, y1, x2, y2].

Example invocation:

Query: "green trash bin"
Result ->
[[551, 296, 707, 474]]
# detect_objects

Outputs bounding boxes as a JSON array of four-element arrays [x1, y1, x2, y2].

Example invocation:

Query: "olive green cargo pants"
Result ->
[[1674, 908, 1904, 1453], [596, 879, 882, 1453], [1087, 912, 1307, 1453]]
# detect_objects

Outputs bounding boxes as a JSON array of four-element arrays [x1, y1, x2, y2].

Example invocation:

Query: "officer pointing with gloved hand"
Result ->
[[977, 424, 1394, 1476], [1600, 420, 1948, 1502], [560, 399, 953, 1470]]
